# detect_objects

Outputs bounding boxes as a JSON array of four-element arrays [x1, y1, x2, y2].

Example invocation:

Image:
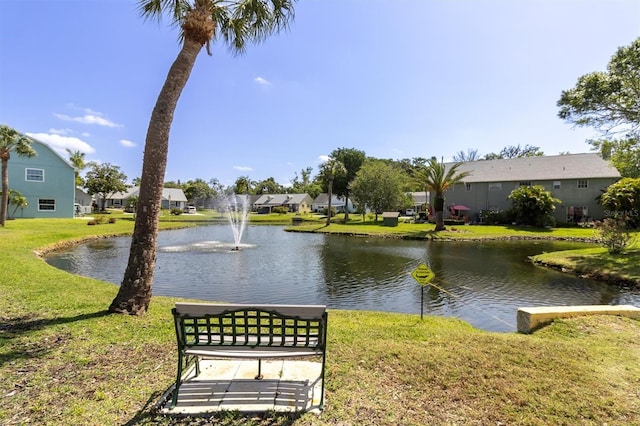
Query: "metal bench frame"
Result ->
[[171, 302, 328, 409]]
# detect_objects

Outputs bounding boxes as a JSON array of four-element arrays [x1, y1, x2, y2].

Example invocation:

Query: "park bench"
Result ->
[[171, 302, 328, 409]]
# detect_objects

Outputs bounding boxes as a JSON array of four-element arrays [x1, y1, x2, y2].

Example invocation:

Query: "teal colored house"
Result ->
[[7, 139, 76, 218]]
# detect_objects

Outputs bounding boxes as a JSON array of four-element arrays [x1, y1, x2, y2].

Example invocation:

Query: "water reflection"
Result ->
[[45, 225, 639, 332]]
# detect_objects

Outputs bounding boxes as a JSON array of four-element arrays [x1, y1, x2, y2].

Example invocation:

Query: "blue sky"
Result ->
[[1, 1, 639, 187]]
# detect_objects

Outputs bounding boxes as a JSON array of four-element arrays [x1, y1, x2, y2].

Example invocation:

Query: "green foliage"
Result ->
[[183, 178, 217, 208], [480, 209, 511, 225], [508, 185, 560, 227], [0, 124, 37, 226], [558, 37, 640, 138], [589, 137, 640, 178], [594, 218, 631, 254], [84, 162, 128, 211], [599, 177, 640, 228], [271, 206, 289, 214], [170, 207, 183, 215], [483, 144, 544, 160], [413, 158, 471, 231], [8, 189, 27, 218], [350, 160, 405, 220]]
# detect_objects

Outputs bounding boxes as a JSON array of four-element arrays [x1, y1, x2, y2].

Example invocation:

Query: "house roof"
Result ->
[[312, 194, 346, 206], [254, 193, 311, 205], [108, 187, 187, 202], [451, 153, 620, 183]]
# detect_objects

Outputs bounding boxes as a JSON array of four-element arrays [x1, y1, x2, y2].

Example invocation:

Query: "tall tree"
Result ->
[[319, 158, 346, 226], [233, 175, 253, 195], [558, 37, 640, 138], [453, 148, 480, 162], [84, 163, 128, 211], [254, 177, 283, 195], [111, 0, 296, 315], [66, 149, 87, 187], [183, 178, 216, 207], [329, 148, 365, 222], [350, 160, 404, 222], [414, 158, 470, 231], [589, 137, 640, 178], [0, 125, 36, 227], [483, 144, 543, 160]]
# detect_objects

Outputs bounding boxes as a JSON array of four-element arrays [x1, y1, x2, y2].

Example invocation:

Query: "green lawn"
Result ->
[[1, 217, 639, 425]]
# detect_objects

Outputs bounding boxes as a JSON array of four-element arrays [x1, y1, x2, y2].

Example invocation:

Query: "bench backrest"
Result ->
[[173, 303, 327, 350]]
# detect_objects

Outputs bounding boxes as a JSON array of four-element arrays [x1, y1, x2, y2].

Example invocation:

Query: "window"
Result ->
[[577, 179, 588, 189], [553, 181, 561, 189], [519, 181, 532, 187], [567, 206, 588, 222], [465, 183, 472, 191], [26, 168, 44, 182], [38, 199, 55, 211], [488, 183, 502, 191]]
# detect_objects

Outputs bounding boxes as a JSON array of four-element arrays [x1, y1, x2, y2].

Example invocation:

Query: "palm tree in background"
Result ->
[[0, 125, 36, 227], [110, 0, 296, 315], [320, 158, 346, 226], [66, 149, 87, 187], [415, 158, 470, 231]]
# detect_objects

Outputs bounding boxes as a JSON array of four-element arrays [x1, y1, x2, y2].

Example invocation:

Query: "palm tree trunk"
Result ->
[[434, 193, 445, 231], [0, 156, 9, 227], [109, 38, 202, 315]]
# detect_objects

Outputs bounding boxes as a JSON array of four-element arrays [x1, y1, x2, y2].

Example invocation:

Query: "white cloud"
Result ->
[[318, 155, 330, 163], [54, 112, 122, 128], [48, 128, 72, 135], [120, 139, 137, 148], [233, 165, 253, 171], [26, 132, 96, 155], [254, 77, 271, 86]]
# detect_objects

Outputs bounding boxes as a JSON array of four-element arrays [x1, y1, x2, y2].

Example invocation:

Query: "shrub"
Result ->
[[272, 206, 290, 214], [87, 220, 97, 226], [108, 218, 117, 224], [170, 208, 183, 215], [508, 185, 560, 227], [599, 177, 640, 229], [594, 218, 631, 254]]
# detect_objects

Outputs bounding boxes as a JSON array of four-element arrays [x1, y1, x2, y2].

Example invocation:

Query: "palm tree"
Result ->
[[66, 149, 87, 187], [0, 125, 36, 227], [110, 0, 296, 315], [320, 158, 346, 226], [415, 158, 470, 231]]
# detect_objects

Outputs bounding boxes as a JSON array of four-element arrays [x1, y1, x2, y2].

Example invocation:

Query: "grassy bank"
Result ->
[[1, 218, 639, 425]]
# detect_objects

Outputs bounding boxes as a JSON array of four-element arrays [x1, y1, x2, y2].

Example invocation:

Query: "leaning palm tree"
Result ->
[[0, 125, 36, 227], [415, 158, 470, 231], [110, 0, 296, 315], [66, 149, 87, 187], [320, 158, 346, 226]]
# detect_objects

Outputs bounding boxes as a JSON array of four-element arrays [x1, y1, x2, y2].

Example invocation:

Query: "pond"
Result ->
[[45, 225, 640, 332]]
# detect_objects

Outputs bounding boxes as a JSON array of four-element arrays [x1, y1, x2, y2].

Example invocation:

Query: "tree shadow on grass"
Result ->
[[0, 310, 111, 365]]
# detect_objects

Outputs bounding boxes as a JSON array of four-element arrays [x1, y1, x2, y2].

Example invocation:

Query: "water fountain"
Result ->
[[223, 194, 249, 251]]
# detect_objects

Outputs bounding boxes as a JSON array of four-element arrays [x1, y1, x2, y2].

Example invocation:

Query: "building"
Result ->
[[311, 194, 355, 213], [106, 187, 188, 210], [253, 193, 313, 214], [6, 139, 75, 218], [433, 153, 620, 223]]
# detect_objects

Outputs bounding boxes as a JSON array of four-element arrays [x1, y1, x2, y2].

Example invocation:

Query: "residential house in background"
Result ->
[[253, 193, 312, 214], [7, 139, 75, 218], [434, 153, 621, 223], [106, 187, 188, 210], [311, 194, 355, 213]]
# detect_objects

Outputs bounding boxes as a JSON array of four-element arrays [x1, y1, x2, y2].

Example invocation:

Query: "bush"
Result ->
[[600, 177, 640, 229], [594, 218, 631, 254], [508, 185, 559, 227], [480, 210, 511, 225], [170, 208, 183, 215], [108, 218, 117, 224], [87, 220, 97, 226], [272, 206, 290, 214]]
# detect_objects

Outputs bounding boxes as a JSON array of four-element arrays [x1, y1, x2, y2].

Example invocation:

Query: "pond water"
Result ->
[[45, 225, 640, 332]]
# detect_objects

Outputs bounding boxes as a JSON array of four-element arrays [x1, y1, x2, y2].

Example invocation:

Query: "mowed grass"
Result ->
[[1, 217, 639, 425]]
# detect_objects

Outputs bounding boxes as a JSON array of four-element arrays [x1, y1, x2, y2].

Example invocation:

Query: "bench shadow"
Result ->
[[0, 310, 112, 365]]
